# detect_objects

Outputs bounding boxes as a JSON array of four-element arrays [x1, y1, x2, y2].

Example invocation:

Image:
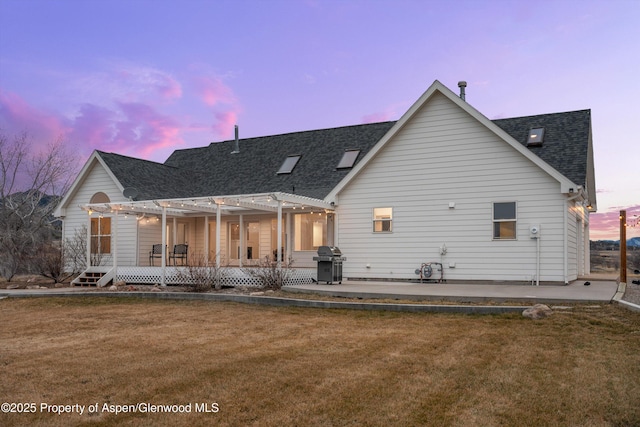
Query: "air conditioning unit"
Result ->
[[530, 224, 541, 238]]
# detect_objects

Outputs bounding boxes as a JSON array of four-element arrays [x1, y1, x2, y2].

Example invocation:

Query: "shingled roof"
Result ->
[[493, 109, 591, 187], [162, 121, 396, 199], [97, 109, 591, 201]]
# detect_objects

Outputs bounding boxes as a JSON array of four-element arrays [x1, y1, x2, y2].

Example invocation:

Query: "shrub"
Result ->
[[175, 253, 228, 292], [242, 256, 294, 290]]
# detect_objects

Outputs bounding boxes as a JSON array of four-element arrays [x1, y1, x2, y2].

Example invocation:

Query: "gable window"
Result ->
[[373, 207, 393, 233], [336, 150, 360, 169], [493, 202, 516, 240], [277, 155, 301, 174]]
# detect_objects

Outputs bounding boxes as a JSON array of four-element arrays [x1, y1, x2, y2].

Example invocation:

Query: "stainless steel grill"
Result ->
[[313, 246, 346, 284]]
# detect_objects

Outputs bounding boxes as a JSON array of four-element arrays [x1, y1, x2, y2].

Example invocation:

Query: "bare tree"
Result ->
[[0, 131, 77, 280]]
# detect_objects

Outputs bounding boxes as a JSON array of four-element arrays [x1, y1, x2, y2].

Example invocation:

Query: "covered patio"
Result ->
[[78, 192, 334, 286]]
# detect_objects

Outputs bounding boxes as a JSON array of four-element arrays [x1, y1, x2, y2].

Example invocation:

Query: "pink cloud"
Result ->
[[212, 111, 238, 139], [68, 103, 116, 151], [113, 102, 182, 157], [193, 75, 235, 107], [361, 111, 394, 123], [590, 205, 640, 240], [2, 66, 243, 164], [113, 65, 183, 103], [0, 89, 70, 150]]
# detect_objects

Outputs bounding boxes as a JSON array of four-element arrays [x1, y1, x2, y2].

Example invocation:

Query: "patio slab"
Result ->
[[285, 279, 620, 304]]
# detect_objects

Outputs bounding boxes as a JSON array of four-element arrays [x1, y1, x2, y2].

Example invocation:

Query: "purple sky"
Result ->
[[0, 0, 638, 239]]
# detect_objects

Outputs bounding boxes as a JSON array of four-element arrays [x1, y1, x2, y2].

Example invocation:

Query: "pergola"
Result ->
[[82, 192, 334, 284]]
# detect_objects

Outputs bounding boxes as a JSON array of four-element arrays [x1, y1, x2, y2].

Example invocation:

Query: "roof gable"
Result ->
[[54, 151, 122, 216], [326, 80, 581, 201]]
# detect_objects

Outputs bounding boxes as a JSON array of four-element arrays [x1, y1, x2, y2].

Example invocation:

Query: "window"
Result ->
[[337, 150, 360, 169], [294, 213, 326, 250], [277, 155, 301, 174], [90, 216, 111, 254], [527, 128, 545, 146], [373, 207, 393, 232], [493, 202, 516, 239]]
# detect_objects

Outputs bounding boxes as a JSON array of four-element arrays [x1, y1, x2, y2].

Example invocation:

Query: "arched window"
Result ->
[[89, 193, 111, 259], [90, 192, 110, 204]]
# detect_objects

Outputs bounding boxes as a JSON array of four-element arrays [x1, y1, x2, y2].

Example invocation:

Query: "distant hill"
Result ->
[[591, 237, 640, 250]]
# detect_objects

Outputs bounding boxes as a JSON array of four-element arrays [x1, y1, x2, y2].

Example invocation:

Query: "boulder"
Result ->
[[115, 280, 126, 287], [522, 304, 553, 320]]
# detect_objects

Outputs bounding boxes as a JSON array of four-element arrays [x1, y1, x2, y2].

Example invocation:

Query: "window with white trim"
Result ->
[[90, 216, 111, 254], [373, 207, 393, 232], [493, 202, 516, 240]]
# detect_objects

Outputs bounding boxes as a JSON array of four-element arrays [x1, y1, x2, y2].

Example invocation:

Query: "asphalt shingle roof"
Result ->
[[97, 109, 591, 201], [492, 109, 591, 186]]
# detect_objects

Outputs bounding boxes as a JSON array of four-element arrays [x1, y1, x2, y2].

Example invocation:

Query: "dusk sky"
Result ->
[[0, 0, 638, 240]]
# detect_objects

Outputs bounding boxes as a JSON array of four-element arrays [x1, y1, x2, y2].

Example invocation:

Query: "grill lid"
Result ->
[[317, 246, 342, 257]]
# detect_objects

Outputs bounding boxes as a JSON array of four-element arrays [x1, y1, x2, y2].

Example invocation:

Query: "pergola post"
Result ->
[[161, 206, 167, 286], [277, 200, 283, 268], [216, 202, 222, 268]]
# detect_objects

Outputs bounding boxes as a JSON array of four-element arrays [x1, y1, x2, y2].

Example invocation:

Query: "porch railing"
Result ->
[[111, 266, 316, 287]]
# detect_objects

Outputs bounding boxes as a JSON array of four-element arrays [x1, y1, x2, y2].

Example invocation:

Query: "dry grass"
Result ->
[[1, 297, 639, 427]]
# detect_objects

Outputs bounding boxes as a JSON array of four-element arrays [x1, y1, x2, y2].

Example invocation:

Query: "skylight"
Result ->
[[277, 155, 301, 174], [336, 150, 360, 169], [527, 128, 545, 146]]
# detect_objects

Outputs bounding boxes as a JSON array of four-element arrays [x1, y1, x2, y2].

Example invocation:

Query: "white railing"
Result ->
[[114, 266, 316, 287]]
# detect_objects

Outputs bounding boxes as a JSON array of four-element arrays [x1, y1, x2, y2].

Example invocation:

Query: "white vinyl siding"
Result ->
[[335, 92, 567, 282], [60, 161, 138, 268]]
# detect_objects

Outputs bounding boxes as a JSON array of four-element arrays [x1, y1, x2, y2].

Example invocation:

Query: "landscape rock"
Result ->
[[6, 284, 20, 289], [115, 280, 126, 287], [250, 291, 266, 296], [108, 284, 118, 291], [522, 304, 553, 319], [54, 283, 67, 288]]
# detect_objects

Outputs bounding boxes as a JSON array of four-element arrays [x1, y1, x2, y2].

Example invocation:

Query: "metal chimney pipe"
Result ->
[[458, 81, 467, 101], [231, 125, 240, 154]]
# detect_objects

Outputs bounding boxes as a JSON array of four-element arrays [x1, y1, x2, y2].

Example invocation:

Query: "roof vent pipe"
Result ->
[[458, 81, 467, 101], [231, 125, 240, 154]]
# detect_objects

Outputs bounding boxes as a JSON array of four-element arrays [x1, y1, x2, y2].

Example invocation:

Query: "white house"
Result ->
[[54, 80, 596, 286]]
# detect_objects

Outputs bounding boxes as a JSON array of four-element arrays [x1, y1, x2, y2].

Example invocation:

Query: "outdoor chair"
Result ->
[[149, 244, 163, 266], [170, 244, 189, 266]]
